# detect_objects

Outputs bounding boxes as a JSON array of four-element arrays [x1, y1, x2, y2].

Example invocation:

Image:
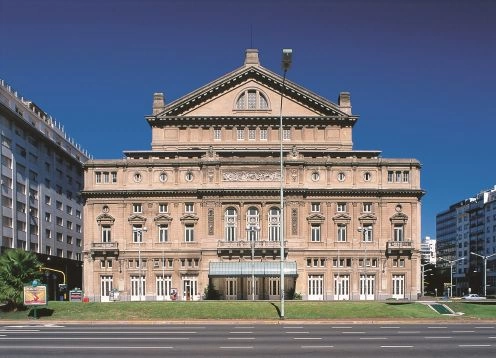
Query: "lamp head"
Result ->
[[282, 49, 292, 71]]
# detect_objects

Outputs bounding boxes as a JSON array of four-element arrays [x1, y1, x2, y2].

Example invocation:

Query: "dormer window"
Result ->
[[235, 89, 270, 110]]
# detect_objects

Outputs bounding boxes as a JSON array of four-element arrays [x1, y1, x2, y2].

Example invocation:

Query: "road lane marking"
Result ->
[[0, 329, 40, 332], [360, 337, 388, 340], [234, 326, 254, 329], [452, 331, 475, 333], [424, 336, 453, 339], [301, 345, 334, 349], [286, 331, 309, 334], [380, 326, 400, 329], [229, 331, 253, 334], [293, 337, 322, 340], [342, 331, 365, 334], [219, 346, 253, 349], [398, 331, 420, 334], [0, 345, 174, 349], [459, 344, 491, 347], [427, 326, 447, 329], [381, 345, 413, 348], [332, 326, 352, 328], [228, 337, 255, 340], [475, 327, 494, 329], [0, 337, 189, 340]]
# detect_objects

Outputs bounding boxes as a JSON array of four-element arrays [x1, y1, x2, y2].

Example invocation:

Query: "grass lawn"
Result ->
[[1, 300, 494, 321]]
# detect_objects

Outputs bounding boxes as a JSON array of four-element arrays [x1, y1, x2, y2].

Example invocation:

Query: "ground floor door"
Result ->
[[359, 274, 375, 300], [333, 274, 350, 300], [100, 275, 113, 302], [392, 274, 405, 299], [130, 276, 145, 301], [156, 275, 172, 301], [225, 278, 238, 300], [247, 278, 259, 300], [308, 274, 324, 300], [182, 275, 198, 301]]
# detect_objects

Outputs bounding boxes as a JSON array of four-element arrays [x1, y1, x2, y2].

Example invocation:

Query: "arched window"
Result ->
[[224, 207, 237, 242], [246, 207, 260, 241], [268, 207, 280, 242], [235, 89, 270, 110]]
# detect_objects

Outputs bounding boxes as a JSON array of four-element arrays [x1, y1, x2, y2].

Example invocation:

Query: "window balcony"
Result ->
[[386, 240, 413, 257], [217, 240, 287, 257], [90, 242, 119, 259]]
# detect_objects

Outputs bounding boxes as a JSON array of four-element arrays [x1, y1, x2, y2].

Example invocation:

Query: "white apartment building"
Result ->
[[0, 79, 90, 293]]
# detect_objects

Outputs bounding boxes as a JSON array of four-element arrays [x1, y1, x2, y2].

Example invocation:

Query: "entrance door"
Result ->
[[308, 275, 324, 300], [100, 275, 113, 302], [334, 274, 350, 300], [130, 276, 145, 301], [392, 274, 405, 299], [247, 278, 259, 300], [182, 276, 198, 301], [225, 278, 238, 300], [359, 274, 375, 300]]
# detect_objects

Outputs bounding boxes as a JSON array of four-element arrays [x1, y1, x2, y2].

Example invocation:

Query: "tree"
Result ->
[[0, 249, 41, 311]]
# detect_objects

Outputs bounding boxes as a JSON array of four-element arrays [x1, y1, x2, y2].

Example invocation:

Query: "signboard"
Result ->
[[23, 285, 47, 306], [69, 289, 83, 302]]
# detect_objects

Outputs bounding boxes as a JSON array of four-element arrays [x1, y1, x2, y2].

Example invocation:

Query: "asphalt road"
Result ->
[[1, 322, 495, 358]]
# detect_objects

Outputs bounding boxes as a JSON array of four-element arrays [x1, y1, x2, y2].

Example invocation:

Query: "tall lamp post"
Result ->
[[439, 257, 464, 298], [246, 224, 260, 301], [134, 226, 147, 301], [470, 252, 496, 297], [420, 264, 432, 297], [279, 48, 292, 320]]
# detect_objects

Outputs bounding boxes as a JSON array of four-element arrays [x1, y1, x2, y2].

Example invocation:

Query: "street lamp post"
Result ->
[[470, 252, 496, 297], [246, 224, 260, 301], [134, 226, 147, 301], [420, 264, 432, 297], [439, 257, 464, 298], [279, 48, 292, 320]]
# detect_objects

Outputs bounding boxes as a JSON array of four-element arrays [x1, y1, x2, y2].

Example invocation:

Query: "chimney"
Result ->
[[152, 92, 165, 115], [244, 49, 260, 66], [338, 92, 351, 115]]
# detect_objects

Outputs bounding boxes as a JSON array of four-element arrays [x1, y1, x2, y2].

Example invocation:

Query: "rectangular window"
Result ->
[[184, 224, 194, 242], [311, 203, 320, 212], [260, 129, 268, 140], [213, 128, 221, 140], [387, 171, 394, 183], [248, 128, 256, 140], [133, 203, 142, 214], [311, 224, 321, 242], [337, 224, 347, 242], [363, 203, 372, 212], [132, 225, 145, 243], [283, 129, 291, 140], [402, 171, 410, 183], [45, 212, 51, 222], [159, 203, 168, 213], [337, 203, 346, 212], [185, 203, 194, 213], [237, 128, 244, 140], [159, 224, 168, 242], [95, 172, 102, 183], [394, 224, 404, 242], [363, 225, 373, 242], [56, 201, 63, 210], [102, 225, 111, 243]]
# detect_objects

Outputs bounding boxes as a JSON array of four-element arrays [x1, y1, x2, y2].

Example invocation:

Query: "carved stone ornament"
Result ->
[[222, 171, 281, 182]]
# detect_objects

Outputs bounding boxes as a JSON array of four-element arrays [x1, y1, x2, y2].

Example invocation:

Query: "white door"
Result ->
[[334, 274, 350, 300], [182, 276, 198, 301], [359, 274, 375, 300], [225, 278, 238, 300], [156, 275, 172, 301], [308, 275, 324, 300], [130, 276, 145, 301], [100, 275, 113, 302], [392, 274, 405, 299]]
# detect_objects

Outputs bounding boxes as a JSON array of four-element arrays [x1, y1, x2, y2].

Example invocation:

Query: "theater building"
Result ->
[[82, 49, 424, 301]]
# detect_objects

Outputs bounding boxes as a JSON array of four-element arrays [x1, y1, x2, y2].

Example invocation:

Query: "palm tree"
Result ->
[[0, 248, 41, 311]]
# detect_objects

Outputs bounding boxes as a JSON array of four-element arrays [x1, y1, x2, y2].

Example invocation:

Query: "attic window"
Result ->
[[235, 89, 270, 110]]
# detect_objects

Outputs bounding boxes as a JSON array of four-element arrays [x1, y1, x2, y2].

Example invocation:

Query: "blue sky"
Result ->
[[1, 0, 495, 239]]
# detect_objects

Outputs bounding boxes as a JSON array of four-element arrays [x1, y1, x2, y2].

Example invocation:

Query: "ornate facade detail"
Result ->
[[208, 208, 214, 235], [222, 171, 280, 182], [291, 208, 298, 235]]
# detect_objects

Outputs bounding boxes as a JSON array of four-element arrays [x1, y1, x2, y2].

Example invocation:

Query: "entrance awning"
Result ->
[[209, 261, 297, 277]]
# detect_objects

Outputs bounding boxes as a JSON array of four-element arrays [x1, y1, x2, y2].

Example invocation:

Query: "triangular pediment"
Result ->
[[149, 57, 354, 122]]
